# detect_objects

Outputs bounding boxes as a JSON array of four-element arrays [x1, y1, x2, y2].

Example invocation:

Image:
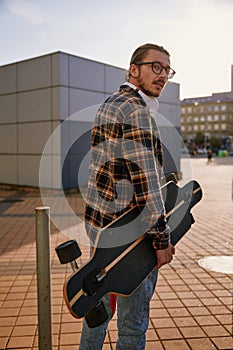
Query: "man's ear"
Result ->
[[129, 64, 139, 78]]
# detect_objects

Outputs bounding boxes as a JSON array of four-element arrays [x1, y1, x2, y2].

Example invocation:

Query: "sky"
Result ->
[[0, 0, 233, 99]]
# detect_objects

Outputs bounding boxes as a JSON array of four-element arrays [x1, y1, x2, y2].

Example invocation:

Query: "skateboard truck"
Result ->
[[55, 239, 109, 328], [82, 268, 106, 296]]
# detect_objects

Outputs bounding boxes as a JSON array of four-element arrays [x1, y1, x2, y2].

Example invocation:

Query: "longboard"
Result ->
[[59, 180, 202, 319]]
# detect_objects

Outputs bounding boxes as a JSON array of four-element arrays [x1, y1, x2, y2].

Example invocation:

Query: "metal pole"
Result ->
[[35, 206, 52, 350]]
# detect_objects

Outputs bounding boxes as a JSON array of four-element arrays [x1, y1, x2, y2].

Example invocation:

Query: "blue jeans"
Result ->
[[79, 267, 158, 350]]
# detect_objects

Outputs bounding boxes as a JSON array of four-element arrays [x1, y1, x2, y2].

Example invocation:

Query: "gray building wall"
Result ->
[[0, 52, 181, 189]]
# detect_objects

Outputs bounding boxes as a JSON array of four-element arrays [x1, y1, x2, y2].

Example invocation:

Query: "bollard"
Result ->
[[35, 206, 52, 350]]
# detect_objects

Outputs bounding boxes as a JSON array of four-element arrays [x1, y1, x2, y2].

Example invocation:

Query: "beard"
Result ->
[[137, 77, 160, 98], [136, 67, 165, 97]]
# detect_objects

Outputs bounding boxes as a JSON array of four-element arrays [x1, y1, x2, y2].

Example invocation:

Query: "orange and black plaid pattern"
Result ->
[[85, 85, 170, 249]]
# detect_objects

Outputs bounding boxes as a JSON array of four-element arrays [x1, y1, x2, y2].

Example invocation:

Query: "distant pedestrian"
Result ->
[[207, 149, 213, 164]]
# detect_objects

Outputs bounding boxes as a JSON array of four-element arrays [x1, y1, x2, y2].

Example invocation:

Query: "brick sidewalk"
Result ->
[[0, 158, 232, 349]]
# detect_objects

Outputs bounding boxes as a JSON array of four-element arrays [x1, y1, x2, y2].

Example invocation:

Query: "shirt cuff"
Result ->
[[152, 231, 170, 250], [147, 215, 170, 250]]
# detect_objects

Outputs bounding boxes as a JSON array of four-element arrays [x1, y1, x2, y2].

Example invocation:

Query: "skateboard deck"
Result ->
[[62, 180, 202, 319]]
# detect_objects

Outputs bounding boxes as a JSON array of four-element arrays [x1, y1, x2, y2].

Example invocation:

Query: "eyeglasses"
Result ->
[[136, 61, 176, 79]]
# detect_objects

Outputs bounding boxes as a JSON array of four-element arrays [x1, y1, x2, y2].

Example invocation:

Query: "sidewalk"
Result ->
[[0, 157, 232, 350]]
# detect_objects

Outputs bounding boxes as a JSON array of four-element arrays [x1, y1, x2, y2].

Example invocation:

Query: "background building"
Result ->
[[0, 52, 180, 189], [181, 65, 233, 154]]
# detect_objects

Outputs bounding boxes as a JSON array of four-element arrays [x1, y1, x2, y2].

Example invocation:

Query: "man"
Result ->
[[79, 43, 176, 350]]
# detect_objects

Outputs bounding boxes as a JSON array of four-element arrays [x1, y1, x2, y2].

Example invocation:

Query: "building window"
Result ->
[[194, 116, 199, 122], [214, 115, 219, 121], [200, 125, 205, 131], [200, 116, 205, 122], [214, 105, 219, 111], [181, 126, 186, 132], [207, 106, 212, 112], [194, 125, 198, 131], [221, 105, 226, 111], [200, 106, 204, 112], [221, 114, 226, 120], [181, 107, 186, 114], [214, 124, 219, 130], [187, 107, 192, 113], [221, 123, 227, 130], [207, 115, 212, 121], [187, 116, 192, 123]]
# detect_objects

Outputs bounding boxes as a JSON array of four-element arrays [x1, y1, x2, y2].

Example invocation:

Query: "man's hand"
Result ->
[[156, 244, 175, 269]]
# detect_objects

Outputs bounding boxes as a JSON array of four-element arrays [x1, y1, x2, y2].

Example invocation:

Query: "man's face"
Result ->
[[130, 49, 171, 97]]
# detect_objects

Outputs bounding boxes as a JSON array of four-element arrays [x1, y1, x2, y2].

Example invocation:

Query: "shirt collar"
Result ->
[[123, 82, 160, 114]]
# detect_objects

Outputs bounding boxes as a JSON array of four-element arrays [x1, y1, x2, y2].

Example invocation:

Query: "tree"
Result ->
[[209, 136, 221, 150], [194, 132, 204, 147]]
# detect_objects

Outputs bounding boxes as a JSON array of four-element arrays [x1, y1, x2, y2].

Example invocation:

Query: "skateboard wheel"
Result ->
[[55, 239, 81, 264], [85, 301, 108, 328]]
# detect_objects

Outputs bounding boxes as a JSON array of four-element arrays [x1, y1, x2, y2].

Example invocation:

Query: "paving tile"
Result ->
[[162, 299, 184, 308], [19, 306, 37, 316], [207, 304, 231, 315], [202, 325, 230, 337], [0, 316, 16, 326], [173, 316, 198, 327], [157, 327, 183, 340], [175, 291, 196, 299], [0, 326, 13, 337], [59, 333, 81, 346], [157, 291, 178, 300], [60, 321, 83, 334], [194, 290, 216, 298], [150, 308, 170, 318], [7, 335, 34, 348], [15, 315, 38, 326], [187, 338, 217, 349], [4, 292, 27, 301], [108, 319, 118, 330], [11, 325, 37, 337], [162, 339, 190, 350], [215, 314, 233, 325], [145, 341, 164, 350], [150, 299, 164, 308], [102, 345, 112, 350], [212, 289, 232, 298], [1, 299, 23, 308], [187, 306, 211, 316], [189, 284, 209, 291], [167, 307, 191, 318], [181, 298, 203, 307], [0, 307, 20, 317], [179, 326, 206, 338], [0, 338, 8, 349], [218, 296, 233, 306], [146, 328, 159, 341], [224, 324, 233, 334], [108, 329, 117, 343], [151, 317, 176, 328], [200, 297, 224, 306], [172, 284, 191, 292], [194, 315, 220, 326]]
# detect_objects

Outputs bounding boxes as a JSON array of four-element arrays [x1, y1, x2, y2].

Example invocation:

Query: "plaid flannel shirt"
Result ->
[[85, 85, 170, 249]]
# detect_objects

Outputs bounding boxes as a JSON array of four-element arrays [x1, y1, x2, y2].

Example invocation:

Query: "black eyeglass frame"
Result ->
[[135, 61, 176, 79]]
